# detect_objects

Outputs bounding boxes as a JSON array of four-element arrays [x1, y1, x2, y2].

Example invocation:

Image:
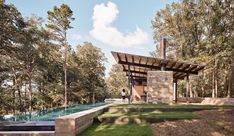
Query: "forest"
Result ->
[[1, 0, 234, 114], [0, 1, 108, 114], [151, 0, 233, 98]]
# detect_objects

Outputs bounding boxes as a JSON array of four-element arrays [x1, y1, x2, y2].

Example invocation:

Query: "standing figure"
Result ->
[[121, 89, 126, 102]]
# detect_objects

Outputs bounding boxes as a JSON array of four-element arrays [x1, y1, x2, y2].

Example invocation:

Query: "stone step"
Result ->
[[106, 107, 206, 113], [97, 117, 189, 124]]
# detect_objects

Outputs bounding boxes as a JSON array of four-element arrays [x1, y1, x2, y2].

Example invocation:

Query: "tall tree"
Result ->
[[106, 64, 128, 98], [75, 42, 106, 103], [0, 0, 25, 113], [47, 4, 75, 106]]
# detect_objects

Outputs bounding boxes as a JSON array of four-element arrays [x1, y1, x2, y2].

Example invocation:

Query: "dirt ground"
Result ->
[[151, 109, 234, 136]]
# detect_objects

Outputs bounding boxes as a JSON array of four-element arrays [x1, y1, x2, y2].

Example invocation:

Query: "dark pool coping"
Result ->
[[0, 121, 55, 131]]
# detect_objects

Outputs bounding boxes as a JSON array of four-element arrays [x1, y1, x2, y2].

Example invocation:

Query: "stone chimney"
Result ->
[[160, 38, 166, 70]]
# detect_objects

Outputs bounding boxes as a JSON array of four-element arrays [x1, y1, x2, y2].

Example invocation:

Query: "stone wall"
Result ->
[[55, 104, 111, 136], [147, 71, 173, 103]]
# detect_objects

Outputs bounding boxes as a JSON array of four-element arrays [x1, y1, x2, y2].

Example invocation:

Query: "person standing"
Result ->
[[121, 89, 126, 102]]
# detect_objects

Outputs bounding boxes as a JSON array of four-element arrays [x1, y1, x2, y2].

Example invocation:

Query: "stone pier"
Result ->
[[147, 71, 173, 103]]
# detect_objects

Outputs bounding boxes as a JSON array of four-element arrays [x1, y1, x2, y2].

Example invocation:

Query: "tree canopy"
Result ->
[[0, 1, 109, 114], [152, 0, 234, 98]]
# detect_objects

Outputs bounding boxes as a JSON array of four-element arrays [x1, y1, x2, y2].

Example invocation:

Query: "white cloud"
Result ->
[[72, 33, 82, 41], [90, 2, 150, 48]]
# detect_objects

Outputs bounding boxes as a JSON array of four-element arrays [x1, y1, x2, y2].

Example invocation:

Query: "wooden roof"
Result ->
[[111, 51, 206, 81]]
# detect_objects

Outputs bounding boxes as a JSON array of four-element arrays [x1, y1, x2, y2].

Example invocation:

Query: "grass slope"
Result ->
[[78, 123, 153, 136]]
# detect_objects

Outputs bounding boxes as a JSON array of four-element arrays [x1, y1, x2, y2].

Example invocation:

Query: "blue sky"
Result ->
[[6, 0, 176, 76]]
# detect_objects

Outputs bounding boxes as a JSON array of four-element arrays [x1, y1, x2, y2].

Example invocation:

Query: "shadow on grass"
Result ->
[[78, 123, 153, 136]]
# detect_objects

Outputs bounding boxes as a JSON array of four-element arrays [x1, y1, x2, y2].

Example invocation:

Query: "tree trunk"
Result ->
[[189, 83, 193, 98], [64, 33, 68, 106], [92, 92, 95, 104], [11, 67, 16, 114], [215, 72, 218, 98], [29, 73, 32, 112], [186, 75, 189, 103], [212, 67, 215, 98], [201, 86, 204, 98], [12, 67, 23, 112], [212, 59, 217, 98], [12, 87, 15, 114], [227, 70, 232, 98]]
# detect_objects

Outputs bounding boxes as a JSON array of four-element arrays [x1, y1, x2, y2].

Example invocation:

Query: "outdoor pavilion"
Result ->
[[111, 51, 206, 103]]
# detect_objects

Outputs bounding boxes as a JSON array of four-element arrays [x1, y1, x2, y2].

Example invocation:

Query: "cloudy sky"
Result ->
[[6, 0, 175, 76]]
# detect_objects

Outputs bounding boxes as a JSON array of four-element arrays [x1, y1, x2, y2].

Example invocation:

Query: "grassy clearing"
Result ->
[[98, 112, 197, 119], [78, 123, 153, 136], [110, 104, 234, 109]]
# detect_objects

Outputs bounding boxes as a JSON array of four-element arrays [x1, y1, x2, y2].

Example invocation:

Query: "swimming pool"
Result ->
[[0, 102, 108, 121]]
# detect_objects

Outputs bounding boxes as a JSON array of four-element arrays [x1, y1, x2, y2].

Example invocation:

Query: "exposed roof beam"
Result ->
[[175, 73, 185, 79], [120, 61, 198, 74], [175, 63, 184, 69], [123, 69, 147, 75], [145, 57, 149, 65], [183, 64, 191, 70], [126, 75, 147, 79], [170, 61, 177, 68], [125, 54, 128, 62], [124, 69, 184, 80]]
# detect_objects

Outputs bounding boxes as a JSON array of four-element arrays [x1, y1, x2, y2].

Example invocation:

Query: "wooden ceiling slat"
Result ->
[[182, 64, 191, 70], [193, 66, 205, 72], [187, 65, 198, 72]]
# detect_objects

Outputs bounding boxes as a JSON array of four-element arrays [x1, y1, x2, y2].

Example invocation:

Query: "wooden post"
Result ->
[[130, 72, 134, 103], [127, 65, 131, 104]]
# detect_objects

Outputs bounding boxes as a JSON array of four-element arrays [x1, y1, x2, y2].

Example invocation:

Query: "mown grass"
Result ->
[[78, 104, 234, 136], [78, 123, 153, 136], [110, 104, 234, 109], [98, 111, 197, 119]]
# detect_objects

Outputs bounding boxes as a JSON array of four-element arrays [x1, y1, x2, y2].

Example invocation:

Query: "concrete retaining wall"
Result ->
[[177, 97, 204, 103], [55, 104, 111, 136], [177, 97, 234, 105], [201, 98, 234, 105], [0, 131, 54, 136]]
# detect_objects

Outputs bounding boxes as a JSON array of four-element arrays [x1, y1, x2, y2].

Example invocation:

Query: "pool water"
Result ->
[[0, 102, 108, 121]]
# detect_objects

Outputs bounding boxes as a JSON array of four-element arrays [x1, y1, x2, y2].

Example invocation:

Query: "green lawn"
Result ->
[[78, 123, 153, 136], [78, 104, 234, 136], [110, 104, 234, 109], [98, 111, 197, 119]]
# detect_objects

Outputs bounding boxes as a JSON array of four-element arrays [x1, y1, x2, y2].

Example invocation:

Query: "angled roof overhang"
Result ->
[[111, 51, 206, 82]]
